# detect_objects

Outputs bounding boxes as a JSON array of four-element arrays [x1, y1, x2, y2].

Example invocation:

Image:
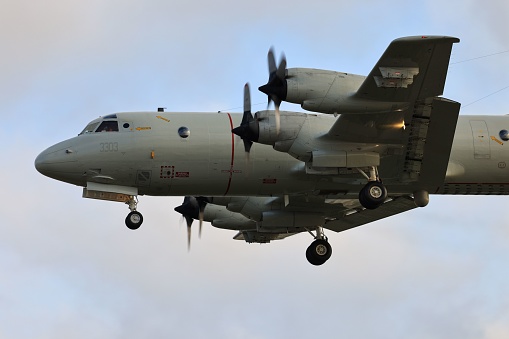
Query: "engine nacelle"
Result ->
[[285, 68, 365, 113], [257, 211, 324, 229], [203, 204, 256, 230], [254, 110, 307, 151]]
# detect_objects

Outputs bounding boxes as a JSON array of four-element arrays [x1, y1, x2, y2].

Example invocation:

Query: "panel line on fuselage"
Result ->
[[223, 112, 235, 196]]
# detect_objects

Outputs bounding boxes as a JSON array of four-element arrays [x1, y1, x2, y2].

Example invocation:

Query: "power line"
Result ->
[[451, 50, 509, 65], [218, 101, 266, 112], [463, 85, 509, 107]]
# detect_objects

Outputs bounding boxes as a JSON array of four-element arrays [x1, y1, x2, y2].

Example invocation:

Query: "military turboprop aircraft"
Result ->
[[35, 35, 507, 266]]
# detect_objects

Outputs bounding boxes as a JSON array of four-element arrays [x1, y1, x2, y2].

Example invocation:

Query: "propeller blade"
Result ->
[[268, 47, 277, 75], [259, 48, 288, 104], [275, 104, 280, 136], [199, 210, 204, 238], [276, 53, 286, 81], [243, 139, 253, 153], [243, 83, 251, 116], [231, 83, 259, 153], [259, 48, 287, 136], [174, 196, 209, 250]]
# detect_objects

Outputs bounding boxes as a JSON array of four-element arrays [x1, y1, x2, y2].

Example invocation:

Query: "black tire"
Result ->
[[359, 190, 380, 209], [306, 239, 332, 266], [125, 211, 143, 230], [359, 181, 387, 209]]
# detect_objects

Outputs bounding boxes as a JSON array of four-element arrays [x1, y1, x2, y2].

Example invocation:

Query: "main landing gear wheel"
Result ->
[[125, 211, 143, 230], [306, 239, 332, 266], [359, 181, 387, 210]]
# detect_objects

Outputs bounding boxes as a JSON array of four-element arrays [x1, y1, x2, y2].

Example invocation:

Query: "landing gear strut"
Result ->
[[125, 196, 143, 230], [305, 226, 332, 266], [357, 166, 388, 210]]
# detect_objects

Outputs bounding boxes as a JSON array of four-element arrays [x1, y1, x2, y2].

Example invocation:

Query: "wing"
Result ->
[[330, 35, 460, 143], [323, 196, 416, 233], [326, 36, 461, 194], [177, 195, 416, 243], [355, 35, 459, 103]]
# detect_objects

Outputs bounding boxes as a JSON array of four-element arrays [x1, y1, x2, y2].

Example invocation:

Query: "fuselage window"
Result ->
[[500, 130, 509, 141], [178, 126, 190, 138], [97, 121, 119, 132]]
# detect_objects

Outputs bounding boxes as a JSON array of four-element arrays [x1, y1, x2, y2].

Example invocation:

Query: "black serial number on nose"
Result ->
[[100, 142, 119, 152]]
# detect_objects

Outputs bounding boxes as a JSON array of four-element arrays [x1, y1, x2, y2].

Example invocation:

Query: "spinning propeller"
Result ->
[[231, 83, 259, 153], [232, 48, 288, 153], [259, 47, 288, 135], [174, 196, 208, 250]]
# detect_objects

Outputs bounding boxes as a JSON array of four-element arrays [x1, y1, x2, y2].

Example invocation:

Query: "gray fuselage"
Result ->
[[34, 112, 509, 198]]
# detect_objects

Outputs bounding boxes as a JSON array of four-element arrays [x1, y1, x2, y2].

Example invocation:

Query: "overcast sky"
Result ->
[[2, 1, 509, 338]]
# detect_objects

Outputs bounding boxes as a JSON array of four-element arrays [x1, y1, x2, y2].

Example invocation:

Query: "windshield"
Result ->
[[79, 119, 119, 135], [79, 121, 100, 135], [96, 121, 119, 132]]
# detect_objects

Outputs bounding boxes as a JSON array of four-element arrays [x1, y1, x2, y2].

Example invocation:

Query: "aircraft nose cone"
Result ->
[[34, 151, 47, 175], [34, 141, 79, 181]]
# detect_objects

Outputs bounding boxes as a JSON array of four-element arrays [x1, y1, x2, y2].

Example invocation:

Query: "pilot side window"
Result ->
[[96, 121, 119, 132], [79, 122, 100, 135]]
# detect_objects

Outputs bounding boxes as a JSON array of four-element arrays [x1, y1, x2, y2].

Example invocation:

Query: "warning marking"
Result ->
[[262, 178, 277, 184], [491, 136, 504, 145], [160, 166, 174, 179], [156, 116, 170, 122], [175, 172, 190, 178]]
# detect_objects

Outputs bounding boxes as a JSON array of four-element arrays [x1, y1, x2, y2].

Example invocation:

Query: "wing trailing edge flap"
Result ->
[[325, 96, 460, 191], [405, 97, 461, 192], [323, 196, 416, 233]]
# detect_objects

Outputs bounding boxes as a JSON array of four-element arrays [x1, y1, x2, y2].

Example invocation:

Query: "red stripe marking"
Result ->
[[224, 113, 235, 195]]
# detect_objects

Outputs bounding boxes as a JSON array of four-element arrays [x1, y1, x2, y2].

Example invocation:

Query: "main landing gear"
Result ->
[[125, 196, 143, 230], [357, 166, 388, 210], [305, 226, 332, 266]]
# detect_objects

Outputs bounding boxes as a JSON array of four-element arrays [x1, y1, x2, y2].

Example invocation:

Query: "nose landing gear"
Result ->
[[125, 196, 143, 230]]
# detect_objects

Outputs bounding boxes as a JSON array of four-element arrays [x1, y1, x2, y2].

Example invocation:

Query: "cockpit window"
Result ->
[[103, 114, 117, 119], [79, 122, 100, 135], [96, 121, 119, 132]]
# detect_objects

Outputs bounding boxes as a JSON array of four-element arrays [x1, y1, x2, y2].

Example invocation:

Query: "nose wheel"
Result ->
[[126, 211, 143, 230], [125, 196, 143, 230]]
